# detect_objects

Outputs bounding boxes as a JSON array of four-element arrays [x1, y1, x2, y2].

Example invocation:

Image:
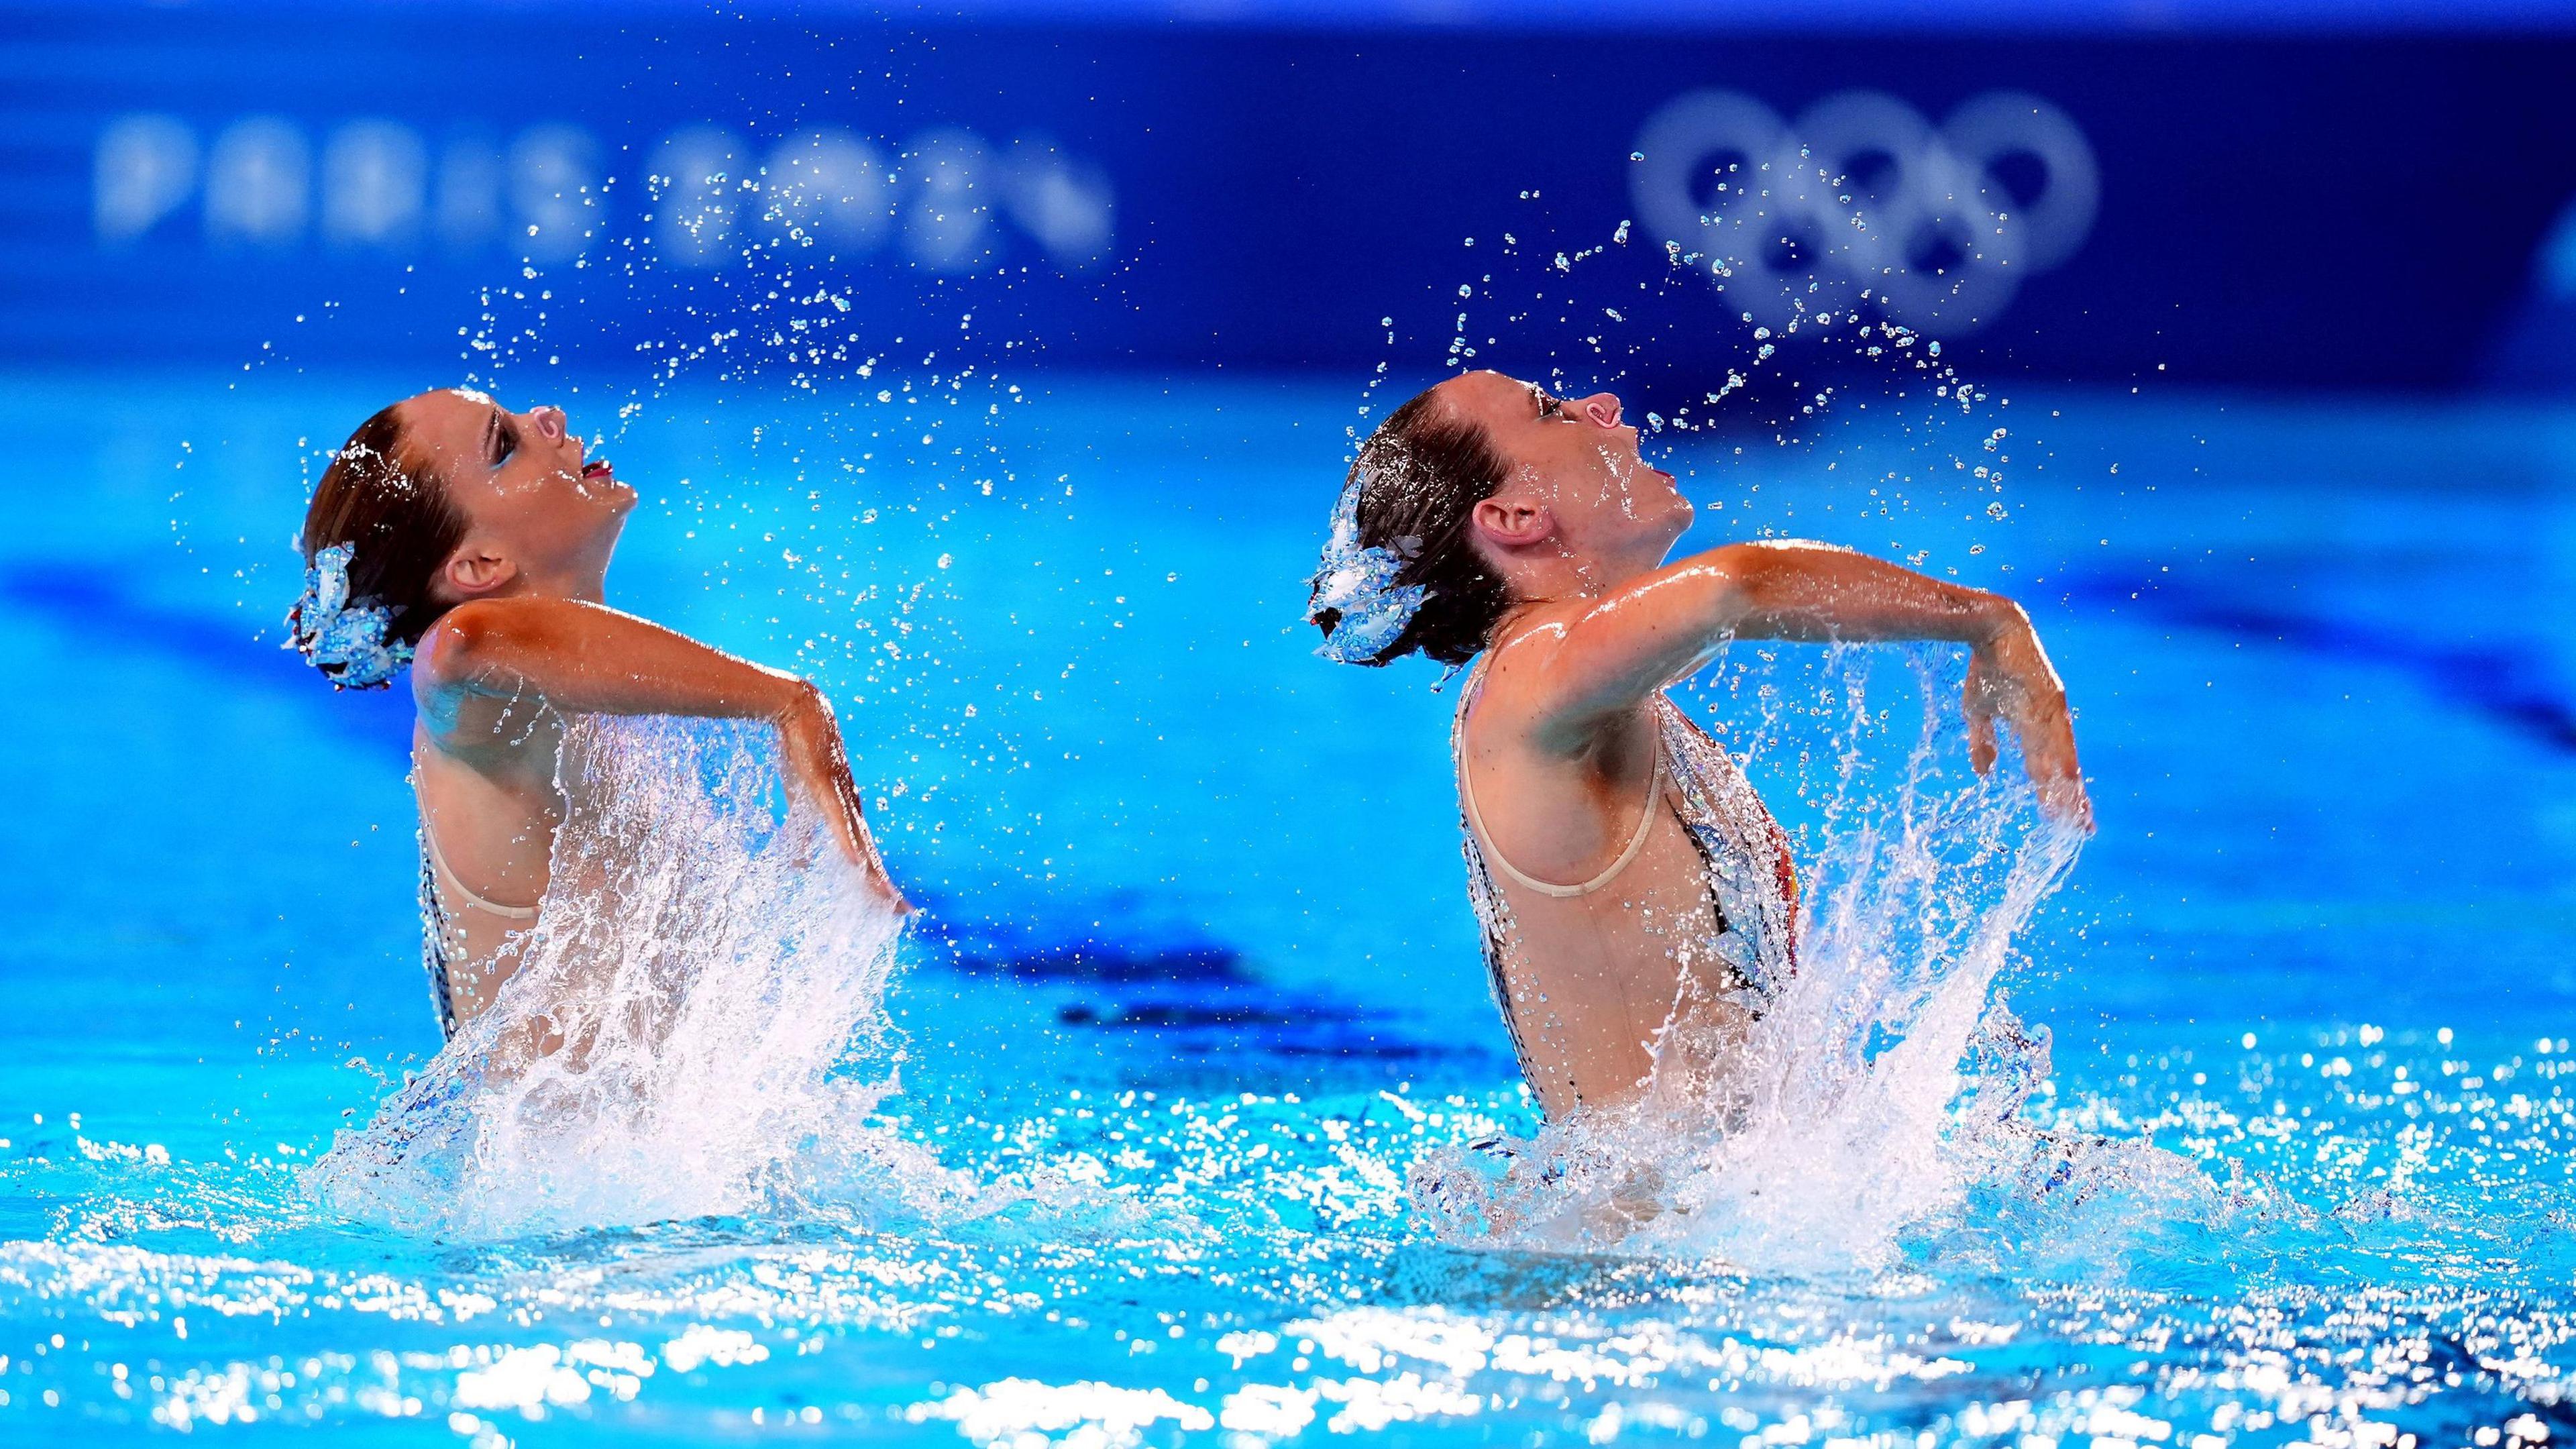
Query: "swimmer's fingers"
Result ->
[[805, 755, 912, 917], [1971, 635, 2093, 830], [779, 687, 914, 913], [811, 754, 913, 915], [2013, 692, 2094, 833], [847, 813, 914, 918]]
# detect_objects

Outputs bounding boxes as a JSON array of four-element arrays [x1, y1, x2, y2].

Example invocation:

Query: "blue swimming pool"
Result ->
[[1, 368, 2571, 1444]]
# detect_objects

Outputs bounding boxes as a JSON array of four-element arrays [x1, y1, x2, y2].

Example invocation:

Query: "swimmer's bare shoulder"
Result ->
[[1455, 602, 1670, 884]]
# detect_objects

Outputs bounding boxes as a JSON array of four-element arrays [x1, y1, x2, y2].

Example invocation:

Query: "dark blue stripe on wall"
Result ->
[[0, 561, 415, 759], [2061, 569, 2576, 753]]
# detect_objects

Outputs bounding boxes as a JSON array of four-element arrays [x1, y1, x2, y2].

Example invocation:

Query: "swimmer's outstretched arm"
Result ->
[[415, 596, 908, 909], [1527, 541, 2089, 826]]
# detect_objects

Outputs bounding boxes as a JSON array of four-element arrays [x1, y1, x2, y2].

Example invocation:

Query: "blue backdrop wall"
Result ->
[[7, 3, 2576, 392]]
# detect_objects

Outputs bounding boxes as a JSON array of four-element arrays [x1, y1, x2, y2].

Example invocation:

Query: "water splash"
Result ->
[[1412, 646, 2147, 1271], [308, 715, 961, 1239], [1392, 215, 2045, 583]]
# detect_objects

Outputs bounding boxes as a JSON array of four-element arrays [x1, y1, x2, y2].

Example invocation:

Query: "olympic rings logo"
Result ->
[[1629, 89, 2099, 335]]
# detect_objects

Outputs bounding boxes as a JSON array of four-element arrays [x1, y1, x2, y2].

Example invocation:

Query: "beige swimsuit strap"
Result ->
[[1454, 662, 1667, 900], [421, 816, 540, 922]]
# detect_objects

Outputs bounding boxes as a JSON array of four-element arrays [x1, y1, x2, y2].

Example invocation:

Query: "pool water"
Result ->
[[2, 368, 2573, 1444]]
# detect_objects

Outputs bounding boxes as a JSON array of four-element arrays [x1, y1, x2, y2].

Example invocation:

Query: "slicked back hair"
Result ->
[[299, 401, 469, 649], [1310, 386, 1515, 667]]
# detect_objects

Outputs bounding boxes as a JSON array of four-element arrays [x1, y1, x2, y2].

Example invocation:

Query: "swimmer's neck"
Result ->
[[471, 565, 612, 611], [439, 527, 620, 612], [532, 549, 614, 604], [1494, 540, 1670, 621]]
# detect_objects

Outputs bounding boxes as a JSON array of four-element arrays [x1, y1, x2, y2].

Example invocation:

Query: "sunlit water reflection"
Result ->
[[9, 1025, 2573, 1443]]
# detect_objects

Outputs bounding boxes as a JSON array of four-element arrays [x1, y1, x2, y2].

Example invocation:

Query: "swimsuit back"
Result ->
[[416, 796, 541, 1042], [1452, 657, 1799, 1108]]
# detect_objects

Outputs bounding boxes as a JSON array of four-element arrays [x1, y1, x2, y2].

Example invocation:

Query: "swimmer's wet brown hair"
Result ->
[[1311, 387, 1515, 667], [299, 402, 470, 666]]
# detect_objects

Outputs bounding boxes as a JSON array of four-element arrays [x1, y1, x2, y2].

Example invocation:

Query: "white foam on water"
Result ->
[[309, 714, 969, 1240]]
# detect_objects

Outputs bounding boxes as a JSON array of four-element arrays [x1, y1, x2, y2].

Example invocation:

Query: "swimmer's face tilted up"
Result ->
[[1311, 368, 2088, 1123], [395, 388, 638, 604], [1434, 369, 1695, 584], [291, 388, 906, 1047]]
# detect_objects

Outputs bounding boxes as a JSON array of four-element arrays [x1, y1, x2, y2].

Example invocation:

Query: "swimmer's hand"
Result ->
[[1965, 612, 2092, 830], [777, 684, 913, 916]]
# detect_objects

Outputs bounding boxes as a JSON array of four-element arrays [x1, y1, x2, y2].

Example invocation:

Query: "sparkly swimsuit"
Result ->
[[1452, 659, 1799, 1100]]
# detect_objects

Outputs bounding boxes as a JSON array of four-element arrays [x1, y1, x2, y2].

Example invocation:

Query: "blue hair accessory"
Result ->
[[1309, 488, 1427, 665], [286, 541, 415, 690]]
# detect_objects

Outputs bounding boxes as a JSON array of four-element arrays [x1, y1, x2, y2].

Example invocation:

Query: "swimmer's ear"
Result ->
[[1472, 497, 1554, 551], [441, 547, 519, 599]]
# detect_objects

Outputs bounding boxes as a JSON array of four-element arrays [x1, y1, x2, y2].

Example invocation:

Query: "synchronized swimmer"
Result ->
[[290, 373, 2086, 1127], [290, 388, 905, 1046], [1308, 371, 2087, 1120]]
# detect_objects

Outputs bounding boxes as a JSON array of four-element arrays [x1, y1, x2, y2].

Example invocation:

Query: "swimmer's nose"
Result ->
[[531, 405, 567, 441], [1578, 392, 1622, 428]]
